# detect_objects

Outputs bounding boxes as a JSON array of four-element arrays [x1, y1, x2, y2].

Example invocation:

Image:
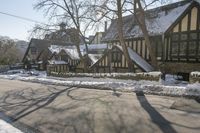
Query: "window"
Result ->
[[179, 42, 187, 56], [31, 47, 37, 54], [112, 52, 122, 63], [188, 41, 197, 56], [172, 34, 179, 41], [190, 33, 197, 40], [171, 42, 178, 56], [181, 34, 187, 40]]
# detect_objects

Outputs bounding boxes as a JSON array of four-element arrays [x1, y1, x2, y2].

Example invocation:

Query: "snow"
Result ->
[[128, 47, 154, 72], [190, 71, 200, 77], [48, 45, 62, 54], [0, 119, 23, 133], [48, 43, 108, 61], [62, 48, 81, 60], [48, 60, 68, 65], [0, 69, 200, 97], [87, 44, 108, 50]]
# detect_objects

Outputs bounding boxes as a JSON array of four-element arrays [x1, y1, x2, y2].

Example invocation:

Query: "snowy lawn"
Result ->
[[0, 69, 200, 97]]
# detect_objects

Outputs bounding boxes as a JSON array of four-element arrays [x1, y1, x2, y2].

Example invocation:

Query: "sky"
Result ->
[[0, 0, 47, 41], [0, 0, 179, 41]]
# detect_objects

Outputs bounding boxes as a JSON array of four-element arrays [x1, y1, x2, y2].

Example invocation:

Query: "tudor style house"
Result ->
[[22, 23, 80, 70], [101, 0, 200, 74]]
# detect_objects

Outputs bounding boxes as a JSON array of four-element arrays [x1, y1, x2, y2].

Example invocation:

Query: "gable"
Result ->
[[102, 0, 193, 42], [167, 2, 200, 33]]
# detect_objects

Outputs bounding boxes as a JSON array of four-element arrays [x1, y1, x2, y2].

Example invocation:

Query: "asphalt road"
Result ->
[[0, 78, 200, 133]]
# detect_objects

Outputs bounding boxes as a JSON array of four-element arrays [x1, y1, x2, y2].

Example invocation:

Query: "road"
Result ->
[[0, 78, 200, 133]]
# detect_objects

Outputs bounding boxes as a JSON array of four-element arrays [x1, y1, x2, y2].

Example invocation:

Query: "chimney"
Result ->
[[59, 22, 66, 31], [104, 21, 107, 32]]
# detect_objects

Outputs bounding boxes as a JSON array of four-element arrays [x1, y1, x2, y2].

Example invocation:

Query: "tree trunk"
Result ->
[[133, 0, 158, 70], [75, 28, 89, 73], [117, 0, 134, 72]]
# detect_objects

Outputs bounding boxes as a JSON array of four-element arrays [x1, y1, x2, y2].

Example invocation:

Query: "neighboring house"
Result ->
[[102, 0, 200, 74], [46, 44, 108, 73], [45, 22, 85, 44], [22, 38, 72, 70]]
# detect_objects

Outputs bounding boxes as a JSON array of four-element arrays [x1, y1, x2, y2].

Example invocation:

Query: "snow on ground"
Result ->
[[0, 119, 23, 133], [0, 69, 200, 97]]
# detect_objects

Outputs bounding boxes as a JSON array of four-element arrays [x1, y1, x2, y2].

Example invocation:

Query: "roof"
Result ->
[[48, 45, 63, 54], [102, 0, 194, 42], [62, 48, 81, 60], [127, 48, 154, 72]]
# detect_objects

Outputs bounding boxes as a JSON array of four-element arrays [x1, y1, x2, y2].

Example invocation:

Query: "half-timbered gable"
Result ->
[[58, 48, 80, 71], [90, 45, 154, 73], [164, 1, 200, 62], [47, 60, 68, 74]]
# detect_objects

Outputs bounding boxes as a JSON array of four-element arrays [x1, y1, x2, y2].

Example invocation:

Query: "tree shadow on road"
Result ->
[[0, 86, 73, 121], [136, 91, 177, 133]]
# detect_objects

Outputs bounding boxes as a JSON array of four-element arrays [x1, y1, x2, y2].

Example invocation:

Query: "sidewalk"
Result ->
[[0, 119, 23, 133]]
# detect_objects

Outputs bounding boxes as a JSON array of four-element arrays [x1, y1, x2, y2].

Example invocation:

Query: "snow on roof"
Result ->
[[48, 44, 108, 60], [80, 44, 108, 52], [87, 44, 108, 50], [88, 54, 103, 65], [48, 60, 68, 65], [128, 47, 154, 72], [62, 48, 81, 60], [102, 0, 192, 41], [48, 45, 63, 54]]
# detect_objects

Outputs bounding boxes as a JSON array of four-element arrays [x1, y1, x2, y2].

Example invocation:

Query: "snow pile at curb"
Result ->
[[0, 119, 23, 133], [0, 72, 200, 97], [190, 71, 200, 83]]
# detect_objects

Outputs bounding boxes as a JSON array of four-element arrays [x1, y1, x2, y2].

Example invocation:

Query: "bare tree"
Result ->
[[34, 0, 102, 72], [94, 0, 134, 71], [133, 0, 158, 69], [116, 0, 134, 72]]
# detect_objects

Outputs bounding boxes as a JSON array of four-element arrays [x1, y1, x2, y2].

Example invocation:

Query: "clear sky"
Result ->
[[0, 0, 178, 41], [0, 0, 47, 41]]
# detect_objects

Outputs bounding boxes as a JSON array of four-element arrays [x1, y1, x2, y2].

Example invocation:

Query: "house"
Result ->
[[102, 0, 200, 75], [22, 38, 71, 70], [46, 44, 108, 73], [44, 22, 83, 44]]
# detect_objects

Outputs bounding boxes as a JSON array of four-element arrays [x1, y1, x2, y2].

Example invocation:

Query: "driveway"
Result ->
[[0, 79, 200, 133]]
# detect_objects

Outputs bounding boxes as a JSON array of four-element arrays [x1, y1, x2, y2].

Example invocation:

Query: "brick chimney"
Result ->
[[59, 22, 66, 31]]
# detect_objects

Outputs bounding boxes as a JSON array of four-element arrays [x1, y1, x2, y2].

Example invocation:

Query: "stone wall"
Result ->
[[160, 62, 200, 74], [48, 71, 161, 81]]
